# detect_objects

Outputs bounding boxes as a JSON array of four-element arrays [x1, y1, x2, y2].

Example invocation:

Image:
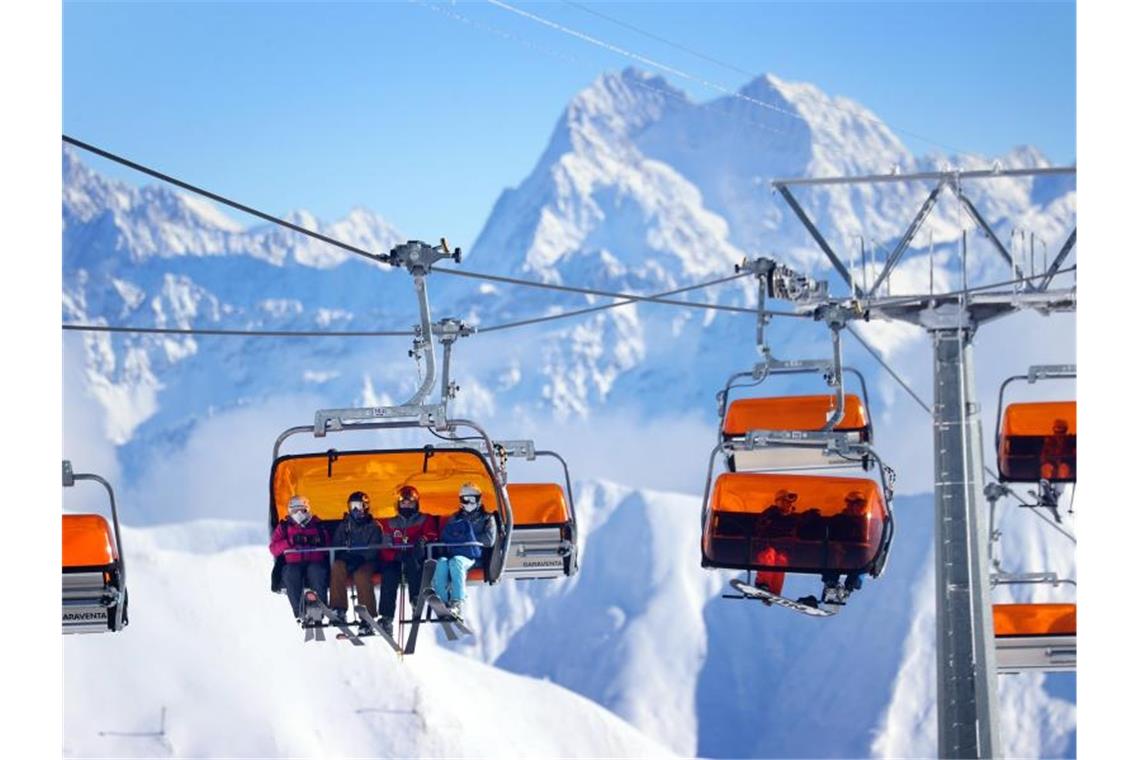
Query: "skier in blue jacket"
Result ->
[[432, 482, 497, 618]]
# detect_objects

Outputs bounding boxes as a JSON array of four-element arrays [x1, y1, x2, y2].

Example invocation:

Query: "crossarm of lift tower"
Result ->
[[767, 165, 1076, 328]]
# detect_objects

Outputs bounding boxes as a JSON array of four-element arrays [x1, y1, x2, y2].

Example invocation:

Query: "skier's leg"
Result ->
[[329, 559, 350, 613], [378, 561, 400, 621], [282, 562, 305, 618], [449, 556, 476, 604], [307, 561, 330, 606], [404, 554, 425, 606], [353, 562, 378, 618], [432, 557, 451, 602]]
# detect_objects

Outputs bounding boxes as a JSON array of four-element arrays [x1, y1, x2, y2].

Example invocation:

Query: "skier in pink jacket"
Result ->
[[270, 495, 330, 620]]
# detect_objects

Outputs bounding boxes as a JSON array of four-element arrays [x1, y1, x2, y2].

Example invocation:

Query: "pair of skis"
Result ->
[[300, 589, 401, 652], [424, 594, 473, 641]]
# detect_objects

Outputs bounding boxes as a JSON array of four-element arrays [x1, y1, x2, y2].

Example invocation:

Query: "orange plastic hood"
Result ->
[[271, 448, 501, 522], [63, 514, 117, 568], [506, 483, 569, 525]]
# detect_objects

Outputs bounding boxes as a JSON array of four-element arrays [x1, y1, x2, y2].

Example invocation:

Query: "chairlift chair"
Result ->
[[266, 240, 578, 652], [496, 442, 579, 579], [62, 460, 128, 634], [994, 365, 1076, 484], [700, 322, 896, 614]]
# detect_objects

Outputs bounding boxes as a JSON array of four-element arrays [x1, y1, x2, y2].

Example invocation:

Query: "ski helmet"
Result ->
[[459, 482, 482, 512], [347, 491, 370, 514], [288, 495, 312, 524], [397, 485, 420, 517]]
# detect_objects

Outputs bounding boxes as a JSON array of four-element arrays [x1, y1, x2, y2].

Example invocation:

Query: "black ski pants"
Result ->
[[378, 553, 426, 621], [282, 561, 330, 618]]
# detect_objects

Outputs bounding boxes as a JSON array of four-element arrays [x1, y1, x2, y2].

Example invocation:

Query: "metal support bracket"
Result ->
[[494, 440, 537, 461], [314, 404, 450, 435], [1027, 364, 1077, 383]]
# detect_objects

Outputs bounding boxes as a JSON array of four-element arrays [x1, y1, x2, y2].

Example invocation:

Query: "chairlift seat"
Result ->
[[62, 514, 125, 634], [703, 473, 887, 575], [723, 395, 871, 471], [501, 483, 576, 580], [998, 401, 1076, 483], [993, 603, 1076, 673]]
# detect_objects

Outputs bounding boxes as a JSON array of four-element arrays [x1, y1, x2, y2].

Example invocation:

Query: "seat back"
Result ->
[[723, 395, 871, 471]]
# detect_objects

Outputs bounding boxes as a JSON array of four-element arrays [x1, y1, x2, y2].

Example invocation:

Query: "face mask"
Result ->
[[461, 500, 479, 513], [350, 501, 366, 514], [291, 510, 310, 525], [398, 505, 417, 518]]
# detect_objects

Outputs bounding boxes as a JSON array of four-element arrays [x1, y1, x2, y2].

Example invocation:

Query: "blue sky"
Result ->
[[64, 0, 1075, 248]]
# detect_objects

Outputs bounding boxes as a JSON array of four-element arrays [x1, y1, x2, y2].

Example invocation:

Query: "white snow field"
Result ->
[[63, 519, 674, 759]]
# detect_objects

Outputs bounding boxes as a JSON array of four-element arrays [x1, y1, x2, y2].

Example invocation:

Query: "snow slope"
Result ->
[[63, 519, 674, 759]]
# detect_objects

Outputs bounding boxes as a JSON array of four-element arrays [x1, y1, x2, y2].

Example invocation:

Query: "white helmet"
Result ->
[[288, 495, 312, 524], [459, 482, 482, 512]]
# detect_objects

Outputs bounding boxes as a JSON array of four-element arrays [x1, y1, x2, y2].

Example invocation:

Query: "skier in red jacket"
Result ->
[[377, 485, 439, 636]]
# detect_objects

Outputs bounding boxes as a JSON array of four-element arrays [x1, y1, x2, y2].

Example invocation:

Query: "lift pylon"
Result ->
[[770, 165, 1076, 759]]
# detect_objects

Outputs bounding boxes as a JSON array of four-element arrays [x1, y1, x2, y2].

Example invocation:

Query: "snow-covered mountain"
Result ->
[[63, 67, 1077, 757]]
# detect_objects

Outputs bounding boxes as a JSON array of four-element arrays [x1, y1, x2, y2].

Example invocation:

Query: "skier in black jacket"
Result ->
[[328, 491, 384, 636]]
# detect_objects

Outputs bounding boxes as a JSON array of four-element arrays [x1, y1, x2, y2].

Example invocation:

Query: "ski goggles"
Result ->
[[459, 495, 481, 505]]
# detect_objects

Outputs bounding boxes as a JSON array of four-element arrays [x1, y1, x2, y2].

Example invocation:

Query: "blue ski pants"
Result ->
[[432, 556, 476, 604]]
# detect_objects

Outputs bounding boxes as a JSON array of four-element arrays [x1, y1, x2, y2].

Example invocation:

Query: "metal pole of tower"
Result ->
[[930, 324, 1002, 758]]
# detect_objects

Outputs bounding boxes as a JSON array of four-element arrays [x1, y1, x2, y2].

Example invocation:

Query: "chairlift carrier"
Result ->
[[699, 283, 897, 609], [994, 365, 1076, 483], [267, 240, 579, 651], [62, 460, 128, 634]]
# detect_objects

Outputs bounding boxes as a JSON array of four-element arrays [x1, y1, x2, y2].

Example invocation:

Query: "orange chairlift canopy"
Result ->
[[723, 394, 870, 437], [998, 400, 1077, 482], [704, 472, 887, 575], [270, 448, 502, 524], [993, 603, 1076, 638], [62, 514, 118, 568], [505, 483, 570, 526]]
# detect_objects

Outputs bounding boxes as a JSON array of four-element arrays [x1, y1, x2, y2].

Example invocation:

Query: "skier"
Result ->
[[377, 485, 439, 637], [432, 482, 497, 618], [329, 490, 384, 636], [814, 490, 870, 607], [1039, 418, 1073, 481], [269, 495, 330, 621], [751, 488, 797, 596]]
